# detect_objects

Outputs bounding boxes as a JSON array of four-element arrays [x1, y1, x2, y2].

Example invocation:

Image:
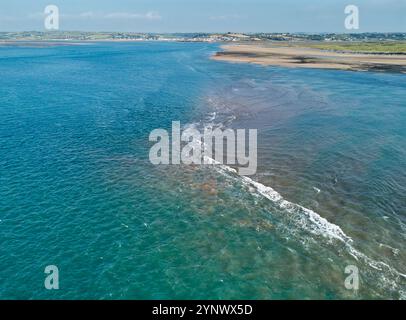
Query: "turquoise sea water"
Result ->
[[0, 42, 405, 299]]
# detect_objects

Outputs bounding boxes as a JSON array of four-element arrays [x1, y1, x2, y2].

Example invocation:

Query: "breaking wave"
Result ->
[[187, 107, 406, 298]]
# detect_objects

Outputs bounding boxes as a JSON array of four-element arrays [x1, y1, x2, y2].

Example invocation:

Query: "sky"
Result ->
[[0, 0, 405, 33]]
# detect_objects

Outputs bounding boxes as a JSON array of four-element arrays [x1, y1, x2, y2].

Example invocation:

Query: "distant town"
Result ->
[[1, 31, 406, 42]]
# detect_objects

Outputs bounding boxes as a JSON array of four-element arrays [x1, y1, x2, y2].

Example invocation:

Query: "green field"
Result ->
[[308, 42, 406, 54]]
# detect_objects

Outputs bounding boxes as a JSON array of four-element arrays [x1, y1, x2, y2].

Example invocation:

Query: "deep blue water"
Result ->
[[0, 42, 405, 299]]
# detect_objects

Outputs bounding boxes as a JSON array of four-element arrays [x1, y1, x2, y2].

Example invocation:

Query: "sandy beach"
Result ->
[[212, 43, 406, 73]]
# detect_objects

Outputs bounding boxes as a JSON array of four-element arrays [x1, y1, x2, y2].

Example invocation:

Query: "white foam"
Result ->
[[190, 109, 406, 290], [203, 155, 406, 285], [227, 160, 406, 279], [194, 99, 406, 296], [210, 159, 351, 243]]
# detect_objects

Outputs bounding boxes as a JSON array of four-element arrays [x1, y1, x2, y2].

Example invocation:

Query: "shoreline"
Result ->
[[212, 43, 406, 73]]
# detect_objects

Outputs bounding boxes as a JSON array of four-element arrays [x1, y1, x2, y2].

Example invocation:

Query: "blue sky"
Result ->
[[0, 0, 405, 32]]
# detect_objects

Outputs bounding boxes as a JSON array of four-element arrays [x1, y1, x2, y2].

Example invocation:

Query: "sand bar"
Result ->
[[212, 43, 406, 73]]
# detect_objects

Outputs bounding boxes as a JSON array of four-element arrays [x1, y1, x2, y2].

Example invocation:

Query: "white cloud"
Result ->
[[209, 14, 242, 21], [59, 11, 162, 21], [23, 10, 162, 21], [78, 12, 95, 18], [27, 12, 44, 20], [105, 11, 162, 20]]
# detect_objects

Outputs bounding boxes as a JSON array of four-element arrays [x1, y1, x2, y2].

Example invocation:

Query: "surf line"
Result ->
[[213, 158, 406, 283], [149, 121, 257, 176]]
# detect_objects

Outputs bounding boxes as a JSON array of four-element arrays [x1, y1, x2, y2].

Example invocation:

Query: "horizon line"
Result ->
[[1, 30, 406, 34]]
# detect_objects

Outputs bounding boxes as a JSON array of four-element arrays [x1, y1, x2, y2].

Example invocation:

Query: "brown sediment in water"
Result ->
[[212, 43, 406, 73]]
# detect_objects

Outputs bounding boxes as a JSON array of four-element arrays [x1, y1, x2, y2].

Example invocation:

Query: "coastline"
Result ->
[[212, 43, 406, 73]]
